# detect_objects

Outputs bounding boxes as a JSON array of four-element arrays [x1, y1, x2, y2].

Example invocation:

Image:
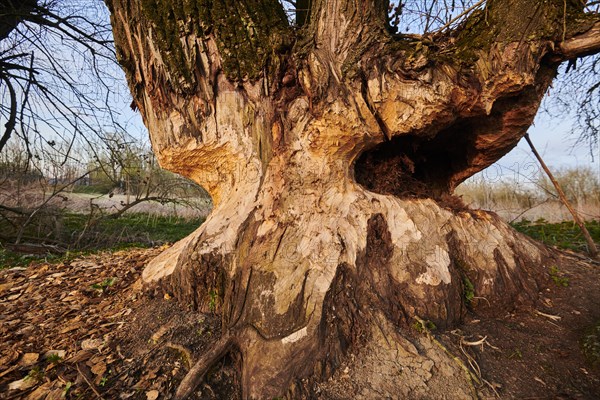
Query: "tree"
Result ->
[[0, 0, 125, 160], [106, 0, 600, 398]]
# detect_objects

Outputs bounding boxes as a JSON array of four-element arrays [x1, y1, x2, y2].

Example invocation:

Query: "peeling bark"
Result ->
[[106, 0, 600, 397]]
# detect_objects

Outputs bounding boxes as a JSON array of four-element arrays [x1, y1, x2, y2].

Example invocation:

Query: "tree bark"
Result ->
[[106, 0, 600, 397]]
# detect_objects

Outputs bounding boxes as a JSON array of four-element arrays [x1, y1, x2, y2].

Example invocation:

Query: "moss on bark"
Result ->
[[450, 0, 587, 65], [139, 0, 290, 86]]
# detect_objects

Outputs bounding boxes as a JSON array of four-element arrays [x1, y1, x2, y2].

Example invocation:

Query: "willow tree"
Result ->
[[106, 0, 600, 398]]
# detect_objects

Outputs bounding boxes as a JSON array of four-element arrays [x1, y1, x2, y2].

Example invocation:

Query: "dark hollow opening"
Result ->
[[354, 121, 480, 201]]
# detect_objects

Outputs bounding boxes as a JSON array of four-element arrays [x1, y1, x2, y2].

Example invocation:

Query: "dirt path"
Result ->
[[1, 247, 599, 399]]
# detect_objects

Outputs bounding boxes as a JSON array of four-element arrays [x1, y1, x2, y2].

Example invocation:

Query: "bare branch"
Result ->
[[0, 72, 17, 151]]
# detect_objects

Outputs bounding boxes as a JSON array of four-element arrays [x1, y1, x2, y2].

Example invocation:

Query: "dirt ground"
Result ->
[[1, 245, 599, 399]]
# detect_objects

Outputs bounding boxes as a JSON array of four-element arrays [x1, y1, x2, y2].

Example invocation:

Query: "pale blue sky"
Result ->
[[489, 114, 600, 185]]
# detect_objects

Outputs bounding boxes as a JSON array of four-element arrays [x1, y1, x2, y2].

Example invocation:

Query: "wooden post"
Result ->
[[524, 133, 598, 259]]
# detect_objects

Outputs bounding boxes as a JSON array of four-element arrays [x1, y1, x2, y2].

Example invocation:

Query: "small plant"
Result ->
[[45, 353, 62, 364], [27, 366, 44, 382], [549, 266, 569, 287], [463, 276, 475, 305], [91, 277, 117, 292], [508, 348, 523, 359], [99, 376, 108, 387], [63, 382, 73, 396], [412, 318, 437, 333]]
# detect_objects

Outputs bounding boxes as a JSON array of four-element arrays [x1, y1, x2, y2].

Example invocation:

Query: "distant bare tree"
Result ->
[[0, 0, 125, 161]]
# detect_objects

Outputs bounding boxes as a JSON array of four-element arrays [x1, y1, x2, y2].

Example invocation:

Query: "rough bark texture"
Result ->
[[105, 0, 600, 397]]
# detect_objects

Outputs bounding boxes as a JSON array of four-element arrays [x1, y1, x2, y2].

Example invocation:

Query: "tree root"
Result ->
[[174, 333, 233, 400]]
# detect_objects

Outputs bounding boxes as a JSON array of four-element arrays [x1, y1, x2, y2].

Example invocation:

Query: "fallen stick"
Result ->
[[524, 134, 598, 259]]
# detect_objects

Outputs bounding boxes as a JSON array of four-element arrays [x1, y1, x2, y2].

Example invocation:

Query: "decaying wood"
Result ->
[[105, 0, 600, 397]]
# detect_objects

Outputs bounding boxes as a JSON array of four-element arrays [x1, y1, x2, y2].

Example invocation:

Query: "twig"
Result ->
[[414, 317, 480, 396], [76, 363, 105, 400], [535, 310, 561, 321], [434, 0, 486, 34]]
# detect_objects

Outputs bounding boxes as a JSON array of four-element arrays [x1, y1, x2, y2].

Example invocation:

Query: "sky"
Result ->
[[486, 113, 600, 186]]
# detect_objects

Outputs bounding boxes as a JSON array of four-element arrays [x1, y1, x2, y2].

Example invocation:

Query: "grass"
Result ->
[[0, 212, 204, 269], [62, 212, 204, 245], [511, 219, 600, 253], [2, 210, 598, 271]]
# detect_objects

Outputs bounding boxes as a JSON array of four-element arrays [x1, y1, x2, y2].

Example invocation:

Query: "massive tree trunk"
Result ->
[[106, 1, 600, 398]]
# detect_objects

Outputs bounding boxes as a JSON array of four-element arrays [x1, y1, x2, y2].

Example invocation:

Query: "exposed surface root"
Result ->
[[174, 334, 234, 400]]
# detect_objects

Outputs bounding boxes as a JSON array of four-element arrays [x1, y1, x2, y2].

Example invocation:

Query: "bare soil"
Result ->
[[1, 246, 599, 399]]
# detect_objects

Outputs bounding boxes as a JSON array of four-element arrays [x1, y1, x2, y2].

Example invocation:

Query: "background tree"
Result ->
[[106, 0, 600, 398], [0, 0, 125, 159]]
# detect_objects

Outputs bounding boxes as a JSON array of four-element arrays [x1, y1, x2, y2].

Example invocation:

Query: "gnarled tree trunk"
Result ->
[[106, 0, 600, 398]]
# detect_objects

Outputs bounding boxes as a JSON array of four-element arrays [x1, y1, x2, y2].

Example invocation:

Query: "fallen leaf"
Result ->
[[151, 324, 172, 344], [19, 353, 40, 367], [7, 292, 23, 301], [0, 282, 14, 294], [91, 361, 107, 385], [69, 350, 92, 363], [44, 388, 64, 400], [81, 338, 104, 351], [8, 376, 37, 391], [146, 389, 159, 400], [60, 323, 82, 334], [25, 381, 53, 400]]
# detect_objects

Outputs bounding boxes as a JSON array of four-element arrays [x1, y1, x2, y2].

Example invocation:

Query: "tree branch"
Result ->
[[308, 0, 389, 56], [0, 72, 17, 152], [559, 21, 600, 58]]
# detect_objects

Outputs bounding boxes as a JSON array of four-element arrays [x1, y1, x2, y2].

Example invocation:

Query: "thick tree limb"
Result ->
[[560, 21, 600, 58], [0, 0, 39, 41]]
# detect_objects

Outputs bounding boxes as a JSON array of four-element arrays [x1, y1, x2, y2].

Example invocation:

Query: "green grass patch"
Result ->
[[61, 212, 204, 245], [0, 212, 204, 269], [0, 248, 48, 269], [511, 219, 600, 253]]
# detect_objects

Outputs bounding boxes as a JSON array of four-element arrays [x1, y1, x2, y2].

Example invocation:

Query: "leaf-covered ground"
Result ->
[[1, 245, 599, 399]]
